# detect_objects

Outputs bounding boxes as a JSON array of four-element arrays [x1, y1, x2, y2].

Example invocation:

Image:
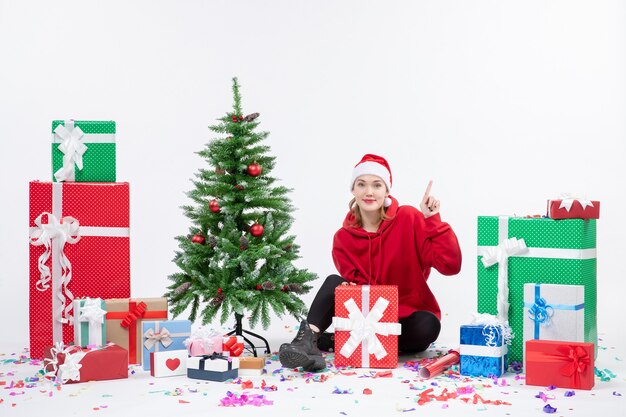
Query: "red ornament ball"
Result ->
[[235, 184, 244, 191], [191, 234, 205, 245], [281, 285, 289, 292], [231, 116, 239, 122], [250, 223, 264, 237], [209, 199, 220, 213], [255, 284, 263, 290], [247, 163, 262, 177]]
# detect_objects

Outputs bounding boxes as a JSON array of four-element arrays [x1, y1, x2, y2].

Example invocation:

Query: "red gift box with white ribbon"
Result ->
[[29, 181, 130, 359], [333, 285, 401, 368]]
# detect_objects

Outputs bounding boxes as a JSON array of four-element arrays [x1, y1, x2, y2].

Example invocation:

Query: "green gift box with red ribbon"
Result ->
[[105, 298, 168, 364], [477, 216, 597, 364]]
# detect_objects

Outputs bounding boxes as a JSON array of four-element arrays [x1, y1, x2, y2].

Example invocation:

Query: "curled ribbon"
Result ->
[[471, 312, 513, 347], [557, 194, 594, 212], [120, 302, 147, 328], [480, 237, 528, 324], [29, 212, 81, 324], [43, 342, 87, 384], [528, 297, 554, 327], [54, 121, 88, 182], [143, 327, 173, 350], [333, 297, 402, 360]]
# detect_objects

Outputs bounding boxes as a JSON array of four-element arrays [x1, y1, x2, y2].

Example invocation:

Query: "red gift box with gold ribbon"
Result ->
[[525, 339, 595, 390], [28, 181, 130, 359], [105, 298, 168, 364]]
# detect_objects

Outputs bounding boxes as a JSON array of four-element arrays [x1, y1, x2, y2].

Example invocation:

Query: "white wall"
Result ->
[[1, 0, 624, 351]]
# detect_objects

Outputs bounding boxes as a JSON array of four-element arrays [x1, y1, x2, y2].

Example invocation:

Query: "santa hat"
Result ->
[[350, 154, 393, 207]]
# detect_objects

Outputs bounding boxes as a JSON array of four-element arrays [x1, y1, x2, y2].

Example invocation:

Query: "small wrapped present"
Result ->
[[187, 353, 239, 382], [333, 285, 402, 368], [43, 343, 128, 384], [238, 357, 266, 376], [150, 349, 188, 377], [52, 119, 116, 182], [523, 283, 584, 351], [73, 298, 107, 347], [547, 196, 600, 220], [184, 327, 223, 356], [141, 320, 191, 370], [526, 339, 594, 390], [105, 298, 168, 364], [29, 181, 130, 359], [222, 336, 244, 357], [460, 315, 509, 377]]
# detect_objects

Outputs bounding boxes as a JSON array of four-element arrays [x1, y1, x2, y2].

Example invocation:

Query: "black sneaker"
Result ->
[[279, 320, 326, 372], [317, 332, 335, 352]]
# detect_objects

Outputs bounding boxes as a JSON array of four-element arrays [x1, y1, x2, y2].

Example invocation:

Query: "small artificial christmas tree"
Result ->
[[166, 77, 317, 334]]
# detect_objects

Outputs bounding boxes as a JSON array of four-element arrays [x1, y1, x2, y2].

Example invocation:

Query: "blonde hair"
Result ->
[[347, 197, 391, 228]]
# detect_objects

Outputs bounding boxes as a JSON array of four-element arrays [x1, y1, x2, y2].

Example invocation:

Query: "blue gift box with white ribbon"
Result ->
[[523, 283, 584, 352], [460, 324, 508, 377], [141, 320, 191, 370]]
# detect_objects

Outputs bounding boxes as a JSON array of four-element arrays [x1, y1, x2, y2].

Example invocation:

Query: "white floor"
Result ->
[[1, 326, 624, 417]]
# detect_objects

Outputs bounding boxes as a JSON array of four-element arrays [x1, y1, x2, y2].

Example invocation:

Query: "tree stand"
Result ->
[[225, 313, 271, 357]]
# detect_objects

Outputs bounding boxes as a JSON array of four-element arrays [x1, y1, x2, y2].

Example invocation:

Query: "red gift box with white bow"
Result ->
[[333, 285, 401, 368], [29, 181, 131, 359], [525, 339, 595, 390], [547, 197, 600, 220]]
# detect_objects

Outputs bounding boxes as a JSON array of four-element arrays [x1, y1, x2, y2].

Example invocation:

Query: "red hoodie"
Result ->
[[332, 196, 462, 320]]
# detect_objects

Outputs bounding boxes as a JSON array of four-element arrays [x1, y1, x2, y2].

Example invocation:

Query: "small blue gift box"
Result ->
[[187, 354, 239, 382], [141, 320, 191, 370], [459, 324, 508, 377]]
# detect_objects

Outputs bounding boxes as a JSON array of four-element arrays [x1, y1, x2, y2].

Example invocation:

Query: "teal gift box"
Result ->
[[73, 298, 107, 348], [141, 320, 191, 370], [477, 216, 597, 364], [52, 120, 116, 182]]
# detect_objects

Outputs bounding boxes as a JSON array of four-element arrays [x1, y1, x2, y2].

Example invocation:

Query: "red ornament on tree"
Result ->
[[231, 116, 239, 122], [235, 184, 244, 191], [255, 284, 263, 291], [247, 162, 262, 177], [191, 234, 205, 245], [209, 199, 221, 213], [281, 285, 289, 292], [250, 223, 264, 237]]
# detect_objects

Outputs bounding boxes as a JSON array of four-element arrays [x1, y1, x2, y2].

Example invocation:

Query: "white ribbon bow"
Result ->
[[480, 237, 528, 323], [143, 327, 173, 350], [29, 212, 81, 324], [333, 297, 402, 360], [44, 343, 87, 384], [54, 121, 88, 182], [79, 298, 106, 325], [557, 193, 594, 212]]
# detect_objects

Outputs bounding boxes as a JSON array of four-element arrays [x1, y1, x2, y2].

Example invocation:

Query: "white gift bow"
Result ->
[[29, 212, 81, 324], [143, 327, 173, 350], [333, 297, 402, 360], [54, 121, 88, 182], [557, 193, 595, 212], [480, 237, 528, 324], [470, 312, 513, 347], [78, 298, 106, 342], [44, 343, 87, 384]]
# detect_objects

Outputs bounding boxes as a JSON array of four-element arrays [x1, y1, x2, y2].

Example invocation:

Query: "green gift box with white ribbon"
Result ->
[[73, 298, 107, 348], [51, 120, 116, 182], [477, 216, 597, 364]]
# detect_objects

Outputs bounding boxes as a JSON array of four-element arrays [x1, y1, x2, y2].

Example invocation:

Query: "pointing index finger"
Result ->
[[423, 180, 433, 198]]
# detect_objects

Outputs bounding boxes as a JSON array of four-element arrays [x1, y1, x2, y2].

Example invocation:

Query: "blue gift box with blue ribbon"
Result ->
[[460, 324, 508, 377], [141, 320, 191, 370], [523, 283, 584, 353]]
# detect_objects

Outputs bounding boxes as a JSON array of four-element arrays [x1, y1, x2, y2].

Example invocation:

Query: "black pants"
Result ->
[[306, 275, 441, 353]]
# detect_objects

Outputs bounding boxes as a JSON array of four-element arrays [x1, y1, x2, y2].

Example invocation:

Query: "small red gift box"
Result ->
[[333, 285, 401, 368], [29, 181, 131, 359], [43, 343, 128, 384], [525, 340, 595, 390], [547, 198, 600, 220], [222, 336, 244, 357]]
